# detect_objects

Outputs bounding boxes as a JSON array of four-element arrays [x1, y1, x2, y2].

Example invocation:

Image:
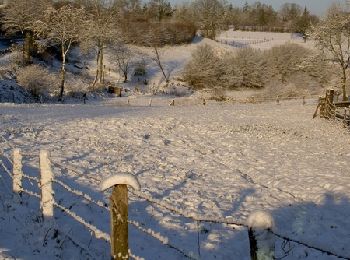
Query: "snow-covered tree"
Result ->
[[2, 0, 51, 65], [267, 43, 311, 84], [183, 44, 224, 89], [311, 4, 350, 100], [34, 5, 89, 100], [192, 0, 225, 39], [234, 48, 267, 88]]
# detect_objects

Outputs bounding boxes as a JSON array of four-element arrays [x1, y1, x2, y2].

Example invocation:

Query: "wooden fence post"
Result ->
[[303, 96, 306, 105], [149, 98, 153, 107], [247, 211, 275, 260], [344, 108, 348, 127], [39, 150, 54, 220], [101, 174, 141, 260], [13, 148, 23, 194]]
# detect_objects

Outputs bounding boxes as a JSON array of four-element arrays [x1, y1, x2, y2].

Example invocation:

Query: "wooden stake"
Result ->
[[110, 185, 128, 260], [40, 150, 54, 220], [101, 174, 141, 260], [247, 211, 275, 260], [149, 98, 153, 107], [13, 149, 23, 194]]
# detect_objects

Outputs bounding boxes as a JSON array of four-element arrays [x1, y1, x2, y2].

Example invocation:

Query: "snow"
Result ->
[[101, 173, 141, 191], [1, 97, 350, 259], [247, 211, 274, 230]]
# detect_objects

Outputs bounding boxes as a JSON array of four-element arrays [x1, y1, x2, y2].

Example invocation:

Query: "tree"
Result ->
[[193, 0, 225, 39], [112, 44, 133, 83], [2, 0, 50, 65], [34, 5, 89, 101], [83, 0, 120, 87], [311, 5, 350, 100], [267, 43, 310, 84], [183, 44, 224, 89]]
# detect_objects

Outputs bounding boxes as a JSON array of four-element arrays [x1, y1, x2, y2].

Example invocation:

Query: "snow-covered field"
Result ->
[[1, 97, 350, 259]]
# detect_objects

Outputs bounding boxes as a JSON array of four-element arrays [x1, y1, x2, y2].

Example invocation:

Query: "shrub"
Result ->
[[16, 65, 58, 100], [183, 44, 225, 89]]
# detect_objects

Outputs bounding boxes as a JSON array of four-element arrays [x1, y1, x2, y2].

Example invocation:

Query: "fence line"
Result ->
[[1, 149, 350, 259]]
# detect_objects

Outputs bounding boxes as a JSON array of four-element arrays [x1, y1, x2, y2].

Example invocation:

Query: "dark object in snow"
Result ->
[[108, 85, 122, 97]]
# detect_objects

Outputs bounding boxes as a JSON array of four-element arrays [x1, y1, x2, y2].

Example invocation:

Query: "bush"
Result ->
[[183, 44, 225, 89], [183, 43, 332, 94], [16, 65, 58, 100]]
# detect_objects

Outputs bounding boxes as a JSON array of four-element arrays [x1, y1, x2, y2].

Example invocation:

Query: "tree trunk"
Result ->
[[59, 47, 66, 102], [24, 31, 34, 65], [93, 41, 104, 87], [123, 71, 128, 83], [342, 67, 347, 101], [99, 46, 104, 84]]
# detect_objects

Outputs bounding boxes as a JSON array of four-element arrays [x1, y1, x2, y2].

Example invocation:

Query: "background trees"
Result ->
[[311, 4, 350, 100], [34, 5, 89, 100], [83, 0, 120, 87], [2, 0, 51, 65]]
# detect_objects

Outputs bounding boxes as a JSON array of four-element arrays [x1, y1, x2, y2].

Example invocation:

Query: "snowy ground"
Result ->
[[1, 97, 350, 259]]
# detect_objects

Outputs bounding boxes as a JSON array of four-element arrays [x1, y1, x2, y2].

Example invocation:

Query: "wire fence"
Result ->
[[0, 148, 349, 259]]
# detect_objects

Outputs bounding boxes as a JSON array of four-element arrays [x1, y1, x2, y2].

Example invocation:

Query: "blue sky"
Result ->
[[228, 0, 343, 16]]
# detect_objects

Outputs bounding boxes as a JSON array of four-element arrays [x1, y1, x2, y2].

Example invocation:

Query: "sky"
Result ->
[[229, 0, 344, 16]]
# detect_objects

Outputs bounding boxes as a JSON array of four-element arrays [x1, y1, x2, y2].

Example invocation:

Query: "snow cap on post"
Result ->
[[100, 173, 141, 191], [247, 210, 274, 230]]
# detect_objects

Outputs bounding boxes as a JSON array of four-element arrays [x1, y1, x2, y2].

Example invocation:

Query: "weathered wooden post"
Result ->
[[247, 211, 275, 260], [149, 98, 153, 107], [329, 89, 335, 104], [127, 98, 130, 106], [101, 174, 141, 260], [302, 96, 306, 105], [13, 148, 23, 194], [344, 108, 348, 127], [40, 150, 54, 221]]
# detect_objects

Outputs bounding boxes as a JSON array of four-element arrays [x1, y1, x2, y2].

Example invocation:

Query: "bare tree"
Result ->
[[2, 0, 50, 65], [82, 0, 120, 87], [34, 5, 89, 101], [112, 44, 133, 83], [311, 4, 350, 100], [152, 46, 171, 84]]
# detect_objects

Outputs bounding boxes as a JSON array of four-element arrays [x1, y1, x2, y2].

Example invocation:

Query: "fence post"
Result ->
[[344, 108, 348, 127], [101, 174, 141, 260], [149, 98, 153, 107], [303, 96, 306, 106], [39, 150, 54, 220], [13, 148, 23, 194], [247, 211, 275, 260]]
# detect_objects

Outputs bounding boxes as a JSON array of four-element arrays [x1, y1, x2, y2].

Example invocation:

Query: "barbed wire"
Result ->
[[2, 144, 350, 259]]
